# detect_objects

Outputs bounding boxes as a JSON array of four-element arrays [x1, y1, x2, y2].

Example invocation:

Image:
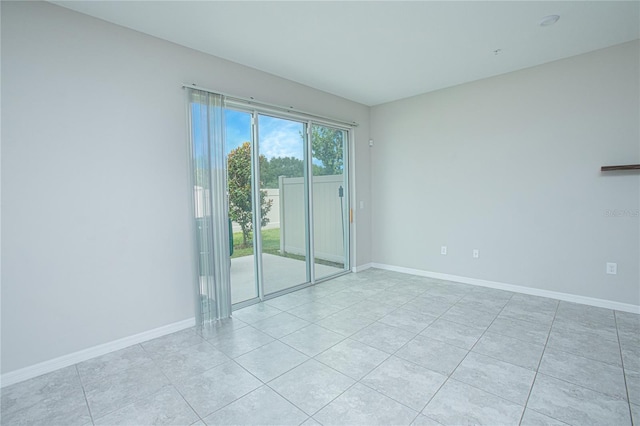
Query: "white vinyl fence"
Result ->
[[196, 176, 346, 264], [279, 174, 346, 263], [230, 189, 280, 232], [195, 187, 279, 230]]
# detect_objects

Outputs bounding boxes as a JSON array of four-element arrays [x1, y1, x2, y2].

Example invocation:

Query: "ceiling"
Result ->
[[52, 1, 639, 106]]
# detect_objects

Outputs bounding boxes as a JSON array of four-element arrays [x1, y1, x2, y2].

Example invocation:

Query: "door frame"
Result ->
[[224, 105, 353, 311]]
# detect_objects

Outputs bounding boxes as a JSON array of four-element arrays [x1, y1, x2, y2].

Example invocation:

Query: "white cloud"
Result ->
[[258, 116, 304, 160], [224, 112, 306, 159]]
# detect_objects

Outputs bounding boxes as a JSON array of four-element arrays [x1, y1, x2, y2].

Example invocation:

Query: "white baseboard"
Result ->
[[371, 263, 640, 314], [352, 263, 373, 273], [1, 317, 196, 388]]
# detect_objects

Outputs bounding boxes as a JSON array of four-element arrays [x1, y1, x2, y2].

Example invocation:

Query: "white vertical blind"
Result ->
[[186, 88, 232, 322]]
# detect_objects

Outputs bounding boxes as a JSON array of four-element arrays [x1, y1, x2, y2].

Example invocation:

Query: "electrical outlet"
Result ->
[[606, 262, 617, 275], [441, 246, 447, 255], [473, 249, 479, 258]]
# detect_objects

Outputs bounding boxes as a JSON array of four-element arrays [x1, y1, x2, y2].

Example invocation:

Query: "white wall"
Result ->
[[371, 41, 640, 306], [1, 1, 371, 374]]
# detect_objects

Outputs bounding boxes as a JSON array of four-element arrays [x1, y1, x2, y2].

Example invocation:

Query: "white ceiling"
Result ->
[[53, 1, 639, 106]]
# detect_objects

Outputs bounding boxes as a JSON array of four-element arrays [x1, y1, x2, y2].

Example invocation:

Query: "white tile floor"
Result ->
[[2, 269, 639, 425]]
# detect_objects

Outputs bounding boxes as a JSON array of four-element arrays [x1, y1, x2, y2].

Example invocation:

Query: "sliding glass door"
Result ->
[[258, 115, 310, 295], [224, 114, 350, 305], [225, 109, 259, 305], [190, 93, 351, 316], [311, 124, 349, 281]]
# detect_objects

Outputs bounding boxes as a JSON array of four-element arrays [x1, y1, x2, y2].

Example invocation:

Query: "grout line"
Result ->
[[384, 281, 544, 409], [262, 346, 366, 418], [483, 319, 553, 346], [9, 271, 634, 426], [312, 349, 391, 383], [517, 298, 560, 425], [356, 280, 542, 418], [354, 379, 425, 418], [192, 359, 271, 421], [614, 310, 635, 424], [140, 328, 256, 424], [78, 344, 178, 423], [210, 282, 374, 421], [266, 277, 443, 420], [246, 273, 610, 423], [431, 293, 518, 410], [75, 364, 96, 426], [161, 384, 204, 425], [347, 283, 481, 415]]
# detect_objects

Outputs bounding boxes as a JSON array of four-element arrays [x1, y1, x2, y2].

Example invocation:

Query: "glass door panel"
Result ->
[[311, 124, 349, 280], [258, 114, 310, 295], [225, 109, 259, 304]]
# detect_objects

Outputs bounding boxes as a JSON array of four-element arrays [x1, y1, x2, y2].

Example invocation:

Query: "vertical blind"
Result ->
[[186, 88, 232, 322]]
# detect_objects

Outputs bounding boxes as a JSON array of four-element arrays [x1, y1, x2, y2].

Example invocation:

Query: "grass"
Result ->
[[231, 228, 281, 259]]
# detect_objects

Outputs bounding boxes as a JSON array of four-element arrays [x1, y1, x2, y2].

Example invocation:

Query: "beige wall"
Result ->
[[1, 1, 371, 374], [371, 40, 639, 305]]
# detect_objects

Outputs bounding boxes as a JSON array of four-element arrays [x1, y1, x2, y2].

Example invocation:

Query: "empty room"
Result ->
[[1, 1, 639, 425]]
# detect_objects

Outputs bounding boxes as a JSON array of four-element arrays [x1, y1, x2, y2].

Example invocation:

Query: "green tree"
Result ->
[[227, 142, 273, 248], [311, 126, 344, 176], [261, 156, 304, 188]]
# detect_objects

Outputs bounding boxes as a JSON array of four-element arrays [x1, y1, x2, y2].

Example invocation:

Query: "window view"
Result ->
[[258, 115, 309, 295], [223, 109, 349, 305], [225, 109, 259, 304], [311, 124, 348, 280]]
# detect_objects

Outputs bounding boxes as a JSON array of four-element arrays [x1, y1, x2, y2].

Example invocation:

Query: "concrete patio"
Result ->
[[231, 253, 343, 304]]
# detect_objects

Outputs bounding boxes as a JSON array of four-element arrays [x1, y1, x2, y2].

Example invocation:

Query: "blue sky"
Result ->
[[192, 105, 319, 165], [224, 109, 251, 155], [225, 109, 304, 160]]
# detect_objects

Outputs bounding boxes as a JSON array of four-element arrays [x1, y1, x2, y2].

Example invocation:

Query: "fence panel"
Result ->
[[280, 175, 345, 263]]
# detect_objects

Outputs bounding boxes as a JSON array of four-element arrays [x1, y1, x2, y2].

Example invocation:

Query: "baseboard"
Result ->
[[352, 263, 373, 273], [371, 263, 640, 314], [1, 317, 196, 388]]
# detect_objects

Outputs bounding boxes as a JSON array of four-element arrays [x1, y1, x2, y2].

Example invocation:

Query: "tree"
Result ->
[[311, 126, 344, 176], [227, 142, 273, 248], [261, 156, 304, 188]]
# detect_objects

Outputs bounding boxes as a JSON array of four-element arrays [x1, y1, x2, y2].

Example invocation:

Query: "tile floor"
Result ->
[[2, 269, 639, 426]]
